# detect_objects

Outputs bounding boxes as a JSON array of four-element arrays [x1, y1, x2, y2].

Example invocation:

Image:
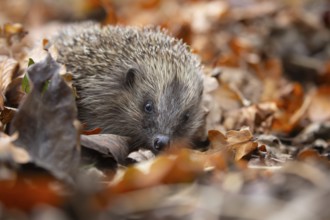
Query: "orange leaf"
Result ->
[[307, 86, 330, 122], [0, 176, 63, 212], [3, 23, 24, 35], [297, 149, 322, 161], [82, 127, 102, 135], [208, 130, 227, 150], [110, 149, 203, 194], [226, 128, 258, 161]]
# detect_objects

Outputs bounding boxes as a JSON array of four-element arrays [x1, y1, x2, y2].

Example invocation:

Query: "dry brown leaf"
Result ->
[[0, 57, 19, 109], [223, 102, 277, 132], [101, 0, 118, 25], [192, 149, 228, 171], [0, 107, 16, 130], [210, 78, 246, 113], [110, 148, 204, 194], [1, 23, 27, 47], [161, 149, 203, 184], [207, 128, 258, 161], [0, 176, 63, 212], [229, 37, 253, 57], [272, 83, 305, 133], [82, 127, 102, 135], [319, 61, 330, 84], [230, 1, 280, 20], [183, 1, 228, 33], [203, 73, 223, 131], [297, 149, 323, 161], [81, 134, 130, 164], [208, 130, 227, 150], [258, 59, 283, 101], [226, 128, 258, 161], [139, 0, 161, 9], [307, 86, 330, 122], [3, 23, 24, 36], [187, 129, 257, 171], [0, 132, 30, 164]]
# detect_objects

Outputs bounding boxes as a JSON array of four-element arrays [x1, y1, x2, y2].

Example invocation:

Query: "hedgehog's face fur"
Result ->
[[54, 24, 205, 152]]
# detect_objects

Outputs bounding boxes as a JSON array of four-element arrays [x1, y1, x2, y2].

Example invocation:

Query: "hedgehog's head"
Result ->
[[112, 45, 205, 152]]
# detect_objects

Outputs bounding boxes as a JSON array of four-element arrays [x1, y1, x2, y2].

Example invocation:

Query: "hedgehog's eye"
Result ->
[[144, 100, 153, 113]]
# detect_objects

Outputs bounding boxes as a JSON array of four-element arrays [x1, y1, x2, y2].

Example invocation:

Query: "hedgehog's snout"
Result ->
[[153, 135, 170, 151]]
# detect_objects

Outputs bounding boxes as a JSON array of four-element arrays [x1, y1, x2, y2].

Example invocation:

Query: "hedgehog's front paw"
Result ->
[[126, 149, 155, 164]]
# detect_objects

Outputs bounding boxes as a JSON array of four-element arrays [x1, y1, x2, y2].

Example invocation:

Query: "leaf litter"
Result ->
[[0, 0, 330, 219]]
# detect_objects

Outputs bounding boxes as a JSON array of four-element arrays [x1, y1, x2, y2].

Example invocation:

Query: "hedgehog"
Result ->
[[52, 23, 206, 154]]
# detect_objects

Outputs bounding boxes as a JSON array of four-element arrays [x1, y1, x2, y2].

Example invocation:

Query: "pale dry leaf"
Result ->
[[184, 1, 229, 33], [307, 87, 330, 122], [223, 102, 277, 132], [218, 66, 262, 104], [205, 77, 246, 131], [0, 57, 18, 109], [203, 74, 224, 131], [0, 132, 30, 163], [226, 128, 254, 144]]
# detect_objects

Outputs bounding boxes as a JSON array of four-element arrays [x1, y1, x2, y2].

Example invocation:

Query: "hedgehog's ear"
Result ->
[[125, 68, 136, 88]]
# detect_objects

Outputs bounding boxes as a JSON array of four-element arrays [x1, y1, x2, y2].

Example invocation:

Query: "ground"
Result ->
[[0, 0, 330, 219]]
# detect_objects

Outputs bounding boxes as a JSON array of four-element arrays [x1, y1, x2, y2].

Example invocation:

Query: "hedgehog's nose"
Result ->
[[153, 135, 170, 151]]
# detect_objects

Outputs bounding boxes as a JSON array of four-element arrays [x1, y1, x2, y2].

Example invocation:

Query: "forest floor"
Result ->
[[1, 0, 330, 219]]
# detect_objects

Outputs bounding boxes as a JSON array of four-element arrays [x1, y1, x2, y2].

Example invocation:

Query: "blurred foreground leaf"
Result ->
[[11, 55, 80, 182]]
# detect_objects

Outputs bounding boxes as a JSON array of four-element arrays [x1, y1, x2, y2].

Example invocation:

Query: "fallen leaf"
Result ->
[[192, 149, 228, 171], [2, 23, 27, 46], [110, 148, 203, 194], [297, 149, 323, 161], [139, 0, 160, 9], [10, 55, 80, 182], [0, 57, 19, 109], [272, 83, 305, 133], [207, 128, 258, 161], [0, 176, 63, 212], [230, 1, 280, 20], [81, 134, 130, 165], [223, 102, 277, 132], [0, 132, 30, 164], [226, 128, 258, 160], [307, 86, 330, 122], [208, 129, 227, 150], [0, 106, 16, 130], [3, 23, 24, 35], [214, 78, 247, 111], [82, 127, 102, 135]]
